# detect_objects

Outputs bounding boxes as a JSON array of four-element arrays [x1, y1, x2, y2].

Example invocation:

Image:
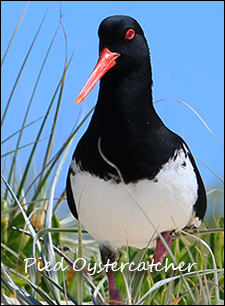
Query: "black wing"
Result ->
[[66, 165, 78, 220], [188, 152, 207, 223]]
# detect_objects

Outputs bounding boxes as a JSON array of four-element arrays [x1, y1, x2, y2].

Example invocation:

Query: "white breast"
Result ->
[[70, 148, 198, 249]]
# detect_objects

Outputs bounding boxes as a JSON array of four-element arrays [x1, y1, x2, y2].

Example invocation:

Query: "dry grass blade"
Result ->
[[154, 98, 223, 143]]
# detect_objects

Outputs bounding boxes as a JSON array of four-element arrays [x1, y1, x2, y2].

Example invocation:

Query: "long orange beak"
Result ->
[[75, 48, 120, 104]]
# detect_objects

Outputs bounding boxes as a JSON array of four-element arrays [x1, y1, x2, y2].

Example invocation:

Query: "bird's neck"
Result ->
[[93, 67, 161, 129]]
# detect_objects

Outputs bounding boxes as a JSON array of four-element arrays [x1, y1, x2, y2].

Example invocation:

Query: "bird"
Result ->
[[66, 15, 207, 304]]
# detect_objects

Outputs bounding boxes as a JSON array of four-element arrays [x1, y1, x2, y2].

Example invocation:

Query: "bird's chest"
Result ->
[[69, 148, 198, 249]]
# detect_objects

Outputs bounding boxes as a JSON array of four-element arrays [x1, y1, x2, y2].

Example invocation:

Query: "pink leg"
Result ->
[[153, 231, 172, 264], [107, 266, 122, 305]]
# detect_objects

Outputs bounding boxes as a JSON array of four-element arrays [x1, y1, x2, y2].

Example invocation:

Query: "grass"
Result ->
[[1, 3, 224, 305]]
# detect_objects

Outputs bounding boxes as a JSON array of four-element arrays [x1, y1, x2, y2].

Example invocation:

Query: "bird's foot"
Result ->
[[153, 231, 172, 265], [100, 242, 122, 305], [108, 266, 122, 305]]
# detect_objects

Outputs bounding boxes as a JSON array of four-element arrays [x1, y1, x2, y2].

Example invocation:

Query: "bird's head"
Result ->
[[75, 15, 151, 104]]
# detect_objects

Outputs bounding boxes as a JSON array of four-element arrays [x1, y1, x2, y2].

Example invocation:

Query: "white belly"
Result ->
[[70, 149, 198, 249]]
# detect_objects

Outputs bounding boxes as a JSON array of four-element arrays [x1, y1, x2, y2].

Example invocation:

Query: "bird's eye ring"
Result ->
[[125, 29, 135, 40]]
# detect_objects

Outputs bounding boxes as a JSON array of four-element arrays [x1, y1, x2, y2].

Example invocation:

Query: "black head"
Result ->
[[75, 15, 153, 105], [98, 15, 151, 75]]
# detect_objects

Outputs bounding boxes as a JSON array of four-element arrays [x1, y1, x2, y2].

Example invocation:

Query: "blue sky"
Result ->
[[1, 1, 224, 217]]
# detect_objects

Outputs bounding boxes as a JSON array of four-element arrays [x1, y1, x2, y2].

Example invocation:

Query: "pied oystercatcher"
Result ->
[[66, 15, 207, 304]]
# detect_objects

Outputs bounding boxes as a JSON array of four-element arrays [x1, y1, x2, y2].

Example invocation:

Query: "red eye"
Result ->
[[125, 29, 135, 40]]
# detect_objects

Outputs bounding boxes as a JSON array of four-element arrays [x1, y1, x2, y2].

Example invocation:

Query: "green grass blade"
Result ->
[[17, 47, 77, 205], [29, 106, 94, 203], [16, 82, 61, 202], [1, 115, 46, 146], [1, 138, 48, 158], [1, 2, 30, 69], [35, 270, 79, 304], [1, 174, 39, 243], [1, 6, 49, 128], [39, 15, 68, 184], [42, 132, 74, 303], [77, 207, 83, 304], [181, 230, 221, 305], [1, 242, 26, 262], [137, 268, 223, 304], [4, 266, 54, 305], [3, 7, 50, 205], [15, 24, 63, 202], [1, 263, 43, 305]]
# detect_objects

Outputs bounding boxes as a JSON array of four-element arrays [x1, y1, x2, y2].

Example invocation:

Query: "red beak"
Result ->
[[75, 48, 120, 104]]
